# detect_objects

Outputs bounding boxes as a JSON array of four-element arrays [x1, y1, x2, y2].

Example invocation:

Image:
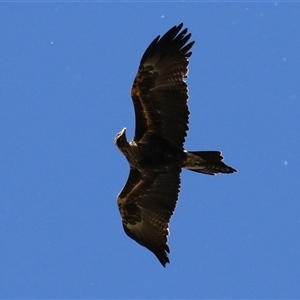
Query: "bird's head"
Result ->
[[115, 128, 128, 150]]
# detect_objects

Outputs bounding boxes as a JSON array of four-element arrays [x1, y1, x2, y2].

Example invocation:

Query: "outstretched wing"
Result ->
[[131, 23, 195, 149], [117, 167, 181, 267]]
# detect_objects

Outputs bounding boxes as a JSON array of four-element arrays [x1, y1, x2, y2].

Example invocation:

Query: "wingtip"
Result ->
[[159, 256, 170, 268], [155, 248, 170, 267]]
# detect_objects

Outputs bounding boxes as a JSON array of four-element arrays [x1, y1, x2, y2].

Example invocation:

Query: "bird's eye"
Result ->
[[114, 133, 120, 143]]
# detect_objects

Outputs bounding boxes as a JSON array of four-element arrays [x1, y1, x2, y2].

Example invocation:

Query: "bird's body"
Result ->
[[116, 129, 184, 172], [115, 23, 236, 267]]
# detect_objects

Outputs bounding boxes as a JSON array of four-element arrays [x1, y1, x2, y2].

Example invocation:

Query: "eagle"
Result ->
[[115, 23, 236, 267]]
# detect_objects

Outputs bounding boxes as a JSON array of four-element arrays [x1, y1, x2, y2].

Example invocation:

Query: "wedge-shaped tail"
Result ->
[[184, 151, 237, 175]]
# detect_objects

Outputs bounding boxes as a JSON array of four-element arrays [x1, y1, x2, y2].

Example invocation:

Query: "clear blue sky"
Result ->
[[1, 2, 300, 298]]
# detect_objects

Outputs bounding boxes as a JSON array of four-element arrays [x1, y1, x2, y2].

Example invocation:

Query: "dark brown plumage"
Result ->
[[115, 23, 236, 267]]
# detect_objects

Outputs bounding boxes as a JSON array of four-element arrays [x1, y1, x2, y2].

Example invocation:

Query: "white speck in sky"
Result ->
[[284, 161, 288, 166]]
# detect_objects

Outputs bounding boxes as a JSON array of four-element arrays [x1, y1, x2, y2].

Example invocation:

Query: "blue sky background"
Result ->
[[1, 2, 300, 298]]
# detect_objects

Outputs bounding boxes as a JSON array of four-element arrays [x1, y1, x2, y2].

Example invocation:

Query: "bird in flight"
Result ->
[[115, 23, 236, 267]]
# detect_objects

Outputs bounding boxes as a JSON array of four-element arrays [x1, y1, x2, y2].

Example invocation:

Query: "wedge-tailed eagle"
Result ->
[[115, 23, 236, 267]]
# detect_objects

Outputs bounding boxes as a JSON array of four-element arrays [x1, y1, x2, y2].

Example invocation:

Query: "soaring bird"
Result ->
[[115, 23, 236, 267]]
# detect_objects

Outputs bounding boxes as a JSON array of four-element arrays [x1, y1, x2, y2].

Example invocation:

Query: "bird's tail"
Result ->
[[184, 151, 237, 175]]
